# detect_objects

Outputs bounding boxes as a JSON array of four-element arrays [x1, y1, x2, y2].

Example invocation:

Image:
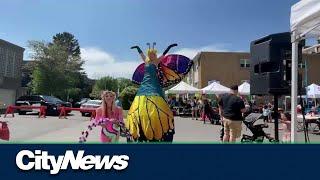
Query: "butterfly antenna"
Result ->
[[153, 42, 156, 49], [146, 43, 150, 49]]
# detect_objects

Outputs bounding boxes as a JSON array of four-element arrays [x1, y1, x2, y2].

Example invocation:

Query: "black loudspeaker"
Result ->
[[250, 32, 303, 95]]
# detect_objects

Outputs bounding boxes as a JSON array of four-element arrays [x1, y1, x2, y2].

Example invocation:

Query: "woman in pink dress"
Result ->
[[94, 90, 123, 143]]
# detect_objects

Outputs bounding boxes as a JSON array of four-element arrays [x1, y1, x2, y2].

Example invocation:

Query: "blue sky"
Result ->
[[0, 0, 298, 78]]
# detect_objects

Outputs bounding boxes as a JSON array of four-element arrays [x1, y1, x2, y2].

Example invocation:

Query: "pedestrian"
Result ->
[[216, 95, 224, 141], [262, 105, 270, 123], [218, 85, 246, 142], [198, 97, 204, 117], [94, 90, 124, 143], [115, 98, 122, 108], [268, 104, 273, 122], [202, 99, 209, 123], [203, 99, 215, 124], [243, 103, 251, 118], [191, 97, 198, 120], [280, 112, 291, 143], [69, 98, 74, 107]]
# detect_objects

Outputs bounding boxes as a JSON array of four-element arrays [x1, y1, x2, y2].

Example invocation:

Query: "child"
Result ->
[[262, 105, 270, 123], [280, 112, 291, 143]]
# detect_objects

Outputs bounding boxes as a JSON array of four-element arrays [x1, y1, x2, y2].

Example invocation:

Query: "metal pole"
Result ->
[[305, 60, 309, 114], [291, 31, 299, 143], [274, 95, 279, 142], [284, 96, 287, 112]]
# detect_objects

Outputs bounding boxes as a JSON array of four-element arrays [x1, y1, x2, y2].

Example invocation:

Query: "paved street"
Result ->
[[1, 112, 320, 143]]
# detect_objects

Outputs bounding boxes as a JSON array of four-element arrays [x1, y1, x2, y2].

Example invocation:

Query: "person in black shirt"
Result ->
[[203, 99, 212, 123], [218, 85, 246, 142]]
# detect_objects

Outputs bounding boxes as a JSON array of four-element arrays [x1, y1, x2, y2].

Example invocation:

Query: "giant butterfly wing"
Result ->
[[132, 63, 145, 85], [158, 54, 193, 88]]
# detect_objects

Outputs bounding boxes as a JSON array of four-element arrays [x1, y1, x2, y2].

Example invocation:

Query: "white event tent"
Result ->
[[238, 82, 250, 95], [290, 0, 320, 141], [201, 82, 231, 95], [166, 81, 200, 94], [307, 83, 320, 98]]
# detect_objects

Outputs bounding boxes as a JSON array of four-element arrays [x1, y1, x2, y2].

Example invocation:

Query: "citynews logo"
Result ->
[[16, 150, 129, 175]]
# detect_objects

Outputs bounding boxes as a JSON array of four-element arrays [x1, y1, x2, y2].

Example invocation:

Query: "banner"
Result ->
[[0, 144, 318, 179]]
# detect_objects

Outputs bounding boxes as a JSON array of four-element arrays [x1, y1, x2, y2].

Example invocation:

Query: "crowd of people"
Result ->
[[168, 96, 220, 124], [165, 85, 301, 143]]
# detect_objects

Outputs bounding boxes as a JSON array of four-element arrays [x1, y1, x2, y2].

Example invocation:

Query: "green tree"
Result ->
[[28, 32, 84, 100], [29, 41, 69, 97], [119, 86, 138, 110], [90, 76, 119, 99], [52, 32, 81, 57], [90, 77, 135, 99], [117, 77, 136, 94], [52, 32, 84, 100], [77, 74, 95, 100]]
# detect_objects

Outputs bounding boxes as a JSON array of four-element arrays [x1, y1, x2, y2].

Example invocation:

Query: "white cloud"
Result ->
[[81, 47, 115, 64], [81, 47, 140, 79], [23, 48, 35, 60], [173, 44, 231, 59], [81, 44, 232, 79]]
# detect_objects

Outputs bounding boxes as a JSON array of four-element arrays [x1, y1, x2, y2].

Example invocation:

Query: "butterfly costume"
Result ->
[[126, 43, 193, 142]]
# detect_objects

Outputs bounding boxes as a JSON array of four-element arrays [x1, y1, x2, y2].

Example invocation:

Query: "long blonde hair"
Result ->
[[101, 90, 117, 118], [145, 48, 158, 63]]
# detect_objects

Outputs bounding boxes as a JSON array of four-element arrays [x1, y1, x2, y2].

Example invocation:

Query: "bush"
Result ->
[[119, 86, 138, 110]]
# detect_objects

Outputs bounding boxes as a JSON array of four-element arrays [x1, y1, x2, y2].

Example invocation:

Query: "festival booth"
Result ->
[[290, 0, 320, 141], [306, 83, 320, 112], [165, 81, 200, 94], [307, 83, 320, 98], [201, 82, 231, 95], [165, 81, 200, 116], [238, 82, 250, 95]]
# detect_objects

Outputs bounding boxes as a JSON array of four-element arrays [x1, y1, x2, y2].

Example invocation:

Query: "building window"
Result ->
[[240, 59, 250, 68]]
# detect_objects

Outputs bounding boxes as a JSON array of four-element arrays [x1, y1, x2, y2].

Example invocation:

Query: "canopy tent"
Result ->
[[238, 82, 250, 95], [165, 81, 200, 94], [201, 82, 231, 95], [291, 0, 320, 142], [307, 83, 320, 98], [291, 0, 320, 38]]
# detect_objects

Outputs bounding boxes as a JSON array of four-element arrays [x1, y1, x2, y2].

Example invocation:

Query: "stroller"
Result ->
[[241, 113, 275, 143]]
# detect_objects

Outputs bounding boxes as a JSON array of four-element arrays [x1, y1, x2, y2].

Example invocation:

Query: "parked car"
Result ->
[[80, 100, 102, 116], [73, 98, 91, 108], [15, 95, 72, 115]]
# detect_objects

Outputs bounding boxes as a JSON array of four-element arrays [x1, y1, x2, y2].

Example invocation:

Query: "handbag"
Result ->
[[0, 121, 10, 141]]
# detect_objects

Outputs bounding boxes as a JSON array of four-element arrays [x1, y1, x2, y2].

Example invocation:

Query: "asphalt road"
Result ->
[[1, 112, 320, 143]]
